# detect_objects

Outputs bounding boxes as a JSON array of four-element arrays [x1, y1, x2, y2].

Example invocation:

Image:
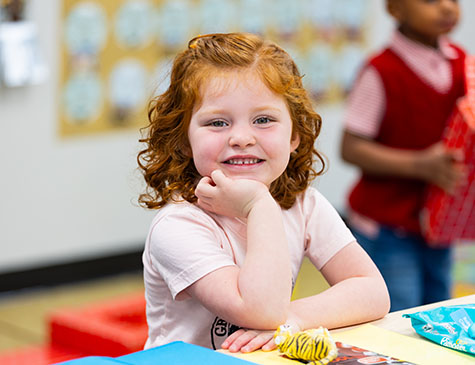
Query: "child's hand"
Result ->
[[195, 170, 271, 218], [221, 329, 276, 353], [417, 142, 466, 194]]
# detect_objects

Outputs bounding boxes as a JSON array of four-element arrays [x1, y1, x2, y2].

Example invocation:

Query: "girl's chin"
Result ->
[[229, 175, 272, 187], [199, 168, 273, 187]]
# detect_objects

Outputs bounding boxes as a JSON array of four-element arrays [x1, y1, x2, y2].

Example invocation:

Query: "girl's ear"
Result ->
[[290, 133, 300, 153]]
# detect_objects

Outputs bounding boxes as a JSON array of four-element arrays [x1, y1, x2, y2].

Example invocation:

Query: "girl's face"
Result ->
[[389, 0, 460, 46], [188, 70, 300, 187]]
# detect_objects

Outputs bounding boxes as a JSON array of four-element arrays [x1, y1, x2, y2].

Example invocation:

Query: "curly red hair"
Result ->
[[138, 33, 325, 210]]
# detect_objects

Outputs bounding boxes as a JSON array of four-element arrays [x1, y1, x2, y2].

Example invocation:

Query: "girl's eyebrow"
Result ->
[[252, 106, 283, 114], [196, 105, 283, 116], [195, 107, 227, 116]]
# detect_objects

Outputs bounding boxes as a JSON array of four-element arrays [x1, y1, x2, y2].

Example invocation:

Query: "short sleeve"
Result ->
[[147, 206, 236, 299], [343, 65, 386, 139], [303, 188, 355, 269]]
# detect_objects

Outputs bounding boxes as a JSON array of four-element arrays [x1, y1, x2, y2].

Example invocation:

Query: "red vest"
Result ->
[[349, 46, 466, 234]]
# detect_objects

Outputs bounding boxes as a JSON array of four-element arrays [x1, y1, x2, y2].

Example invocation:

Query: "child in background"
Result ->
[[138, 33, 389, 353], [341, 0, 466, 312]]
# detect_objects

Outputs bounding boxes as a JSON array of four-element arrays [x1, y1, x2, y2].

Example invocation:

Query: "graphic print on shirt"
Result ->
[[208, 278, 295, 349], [210, 316, 242, 350]]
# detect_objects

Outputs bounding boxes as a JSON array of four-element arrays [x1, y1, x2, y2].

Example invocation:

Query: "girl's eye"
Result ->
[[208, 120, 228, 127], [254, 116, 272, 125]]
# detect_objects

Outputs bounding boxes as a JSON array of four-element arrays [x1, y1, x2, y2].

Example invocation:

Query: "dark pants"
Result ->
[[352, 226, 453, 312]]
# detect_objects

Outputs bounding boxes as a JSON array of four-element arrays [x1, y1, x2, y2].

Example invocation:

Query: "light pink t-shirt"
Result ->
[[142, 186, 355, 350]]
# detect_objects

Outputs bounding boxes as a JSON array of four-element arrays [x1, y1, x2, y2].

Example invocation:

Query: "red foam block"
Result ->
[[48, 291, 148, 357]]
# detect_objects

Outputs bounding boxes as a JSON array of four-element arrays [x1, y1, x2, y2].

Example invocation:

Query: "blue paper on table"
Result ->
[[57, 341, 257, 364], [403, 304, 475, 356]]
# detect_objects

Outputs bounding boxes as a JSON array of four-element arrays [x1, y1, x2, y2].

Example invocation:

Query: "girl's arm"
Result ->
[[186, 170, 293, 330], [341, 131, 465, 194], [287, 241, 390, 331], [221, 241, 390, 353]]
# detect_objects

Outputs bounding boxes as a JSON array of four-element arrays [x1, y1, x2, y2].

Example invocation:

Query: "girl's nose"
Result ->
[[228, 125, 256, 148]]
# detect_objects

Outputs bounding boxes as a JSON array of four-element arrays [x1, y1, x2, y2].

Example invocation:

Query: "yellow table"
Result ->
[[223, 294, 475, 365]]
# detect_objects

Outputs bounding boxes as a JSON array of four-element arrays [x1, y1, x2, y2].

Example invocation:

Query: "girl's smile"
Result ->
[[188, 69, 300, 187], [223, 156, 264, 166]]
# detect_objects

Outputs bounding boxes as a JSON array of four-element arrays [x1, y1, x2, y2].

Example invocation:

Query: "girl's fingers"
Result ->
[[195, 176, 215, 198], [222, 329, 276, 353], [210, 169, 227, 185], [198, 176, 213, 188], [241, 332, 275, 353], [262, 337, 277, 351], [221, 329, 247, 349], [227, 331, 259, 352]]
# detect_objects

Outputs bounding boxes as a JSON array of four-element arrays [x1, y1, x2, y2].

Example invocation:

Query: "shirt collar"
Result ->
[[390, 29, 459, 61]]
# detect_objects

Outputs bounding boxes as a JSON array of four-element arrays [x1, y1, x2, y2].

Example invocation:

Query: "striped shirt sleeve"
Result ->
[[343, 65, 385, 139]]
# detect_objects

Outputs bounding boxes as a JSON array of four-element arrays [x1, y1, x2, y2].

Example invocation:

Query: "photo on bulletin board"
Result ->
[[59, 0, 371, 137]]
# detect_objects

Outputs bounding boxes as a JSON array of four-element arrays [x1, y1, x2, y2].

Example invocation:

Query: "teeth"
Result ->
[[226, 158, 260, 165]]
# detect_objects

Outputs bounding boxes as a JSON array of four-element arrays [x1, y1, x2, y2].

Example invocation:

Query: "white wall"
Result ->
[[1, 0, 474, 272], [0, 0, 156, 272]]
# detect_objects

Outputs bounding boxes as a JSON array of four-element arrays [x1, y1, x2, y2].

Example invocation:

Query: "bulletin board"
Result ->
[[59, 0, 370, 137]]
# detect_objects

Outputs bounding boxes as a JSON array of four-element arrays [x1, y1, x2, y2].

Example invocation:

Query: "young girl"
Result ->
[[138, 33, 390, 354]]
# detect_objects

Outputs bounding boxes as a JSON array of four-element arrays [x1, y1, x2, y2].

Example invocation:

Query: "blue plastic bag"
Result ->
[[403, 304, 475, 356]]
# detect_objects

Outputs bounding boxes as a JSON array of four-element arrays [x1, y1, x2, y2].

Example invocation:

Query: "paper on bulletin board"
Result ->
[[331, 324, 474, 365], [59, 0, 371, 138]]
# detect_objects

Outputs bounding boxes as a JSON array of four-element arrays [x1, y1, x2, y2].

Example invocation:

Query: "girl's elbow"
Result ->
[[379, 296, 391, 318], [235, 305, 288, 330], [375, 281, 391, 318], [254, 308, 288, 329], [363, 275, 390, 320]]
